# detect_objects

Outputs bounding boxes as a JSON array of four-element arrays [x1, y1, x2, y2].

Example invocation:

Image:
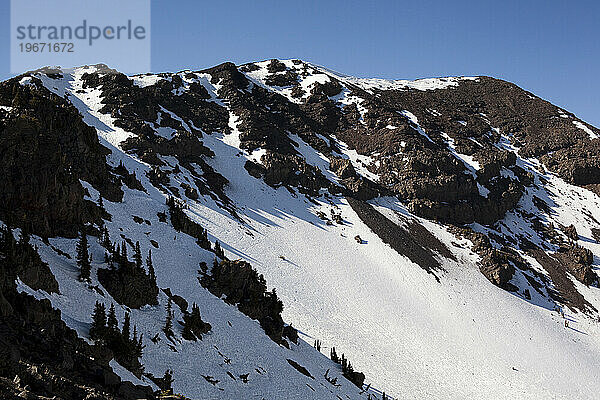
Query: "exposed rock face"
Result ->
[[1, 230, 59, 295], [0, 75, 122, 238], [3, 60, 600, 397], [555, 245, 596, 286], [480, 249, 517, 291]]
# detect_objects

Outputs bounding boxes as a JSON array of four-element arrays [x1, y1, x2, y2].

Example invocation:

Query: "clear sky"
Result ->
[[1, 0, 598, 126]]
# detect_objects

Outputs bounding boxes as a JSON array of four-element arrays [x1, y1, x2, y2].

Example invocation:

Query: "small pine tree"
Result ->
[[190, 303, 201, 320], [121, 241, 128, 261], [115, 242, 120, 258], [163, 298, 174, 337], [90, 301, 107, 340], [136, 333, 144, 358], [107, 303, 118, 332], [101, 226, 111, 249], [76, 231, 91, 282], [182, 323, 195, 341], [330, 347, 339, 363], [161, 369, 174, 391], [214, 240, 224, 259], [134, 241, 142, 270], [122, 312, 131, 340], [147, 250, 156, 283]]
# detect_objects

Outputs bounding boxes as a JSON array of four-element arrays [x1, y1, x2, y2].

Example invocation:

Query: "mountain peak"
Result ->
[[1, 59, 600, 399]]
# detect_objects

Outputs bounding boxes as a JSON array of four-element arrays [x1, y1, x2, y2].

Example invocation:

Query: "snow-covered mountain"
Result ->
[[2, 59, 600, 399]]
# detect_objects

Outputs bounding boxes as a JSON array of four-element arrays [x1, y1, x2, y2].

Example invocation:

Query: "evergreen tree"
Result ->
[[122, 312, 131, 340], [214, 240, 224, 259], [161, 369, 174, 391], [163, 298, 174, 336], [134, 241, 142, 270], [76, 231, 91, 282], [18, 231, 30, 246], [121, 241, 128, 261], [330, 347, 339, 363], [90, 301, 107, 340], [136, 333, 144, 358], [182, 323, 195, 341], [146, 250, 156, 283], [115, 242, 121, 263], [101, 226, 111, 249], [98, 195, 104, 210], [107, 303, 118, 332], [190, 303, 201, 321]]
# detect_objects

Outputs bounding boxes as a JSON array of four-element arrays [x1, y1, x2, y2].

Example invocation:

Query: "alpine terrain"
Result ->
[[2, 59, 600, 399]]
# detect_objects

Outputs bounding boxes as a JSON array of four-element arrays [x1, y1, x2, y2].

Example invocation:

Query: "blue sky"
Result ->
[[1, 0, 598, 126]]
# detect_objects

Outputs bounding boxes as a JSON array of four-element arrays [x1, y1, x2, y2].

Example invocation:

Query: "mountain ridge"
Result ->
[[1, 59, 600, 399]]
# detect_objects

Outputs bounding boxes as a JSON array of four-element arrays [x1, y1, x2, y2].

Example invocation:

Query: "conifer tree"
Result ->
[[163, 298, 174, 336], [161, 370, 174, 391], [330, 347, 339, 363], [107, 303, 118, 332], [18, 231, 30, 246], [214, 240, 224, 259], [122, 312, 131, 340], [76, 231, 91, 282], [121, 241, 128, 261], [136, 333, 144, 358], [182, 323, 195, 341], [134, 241, 142, 270], [146, 250, 156, 283], [101, 226, 111, 249], [190, 303, 201, 321], [115, 242, 121, 263], [90, 301, 107, 339]]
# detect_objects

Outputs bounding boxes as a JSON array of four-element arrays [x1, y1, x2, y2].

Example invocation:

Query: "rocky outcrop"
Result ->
[[0, 75, 122, 237], [479, 249, 517, 291], [2, 229, 58, 295], [555, 245, 596, 286]]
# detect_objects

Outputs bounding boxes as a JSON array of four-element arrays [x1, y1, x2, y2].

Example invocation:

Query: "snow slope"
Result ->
[[13, 63, 600, 399]]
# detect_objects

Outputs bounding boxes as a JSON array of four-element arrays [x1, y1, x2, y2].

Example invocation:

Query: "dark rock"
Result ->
[[480, 249, 517, 290], [0, 75, 122, 237]]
